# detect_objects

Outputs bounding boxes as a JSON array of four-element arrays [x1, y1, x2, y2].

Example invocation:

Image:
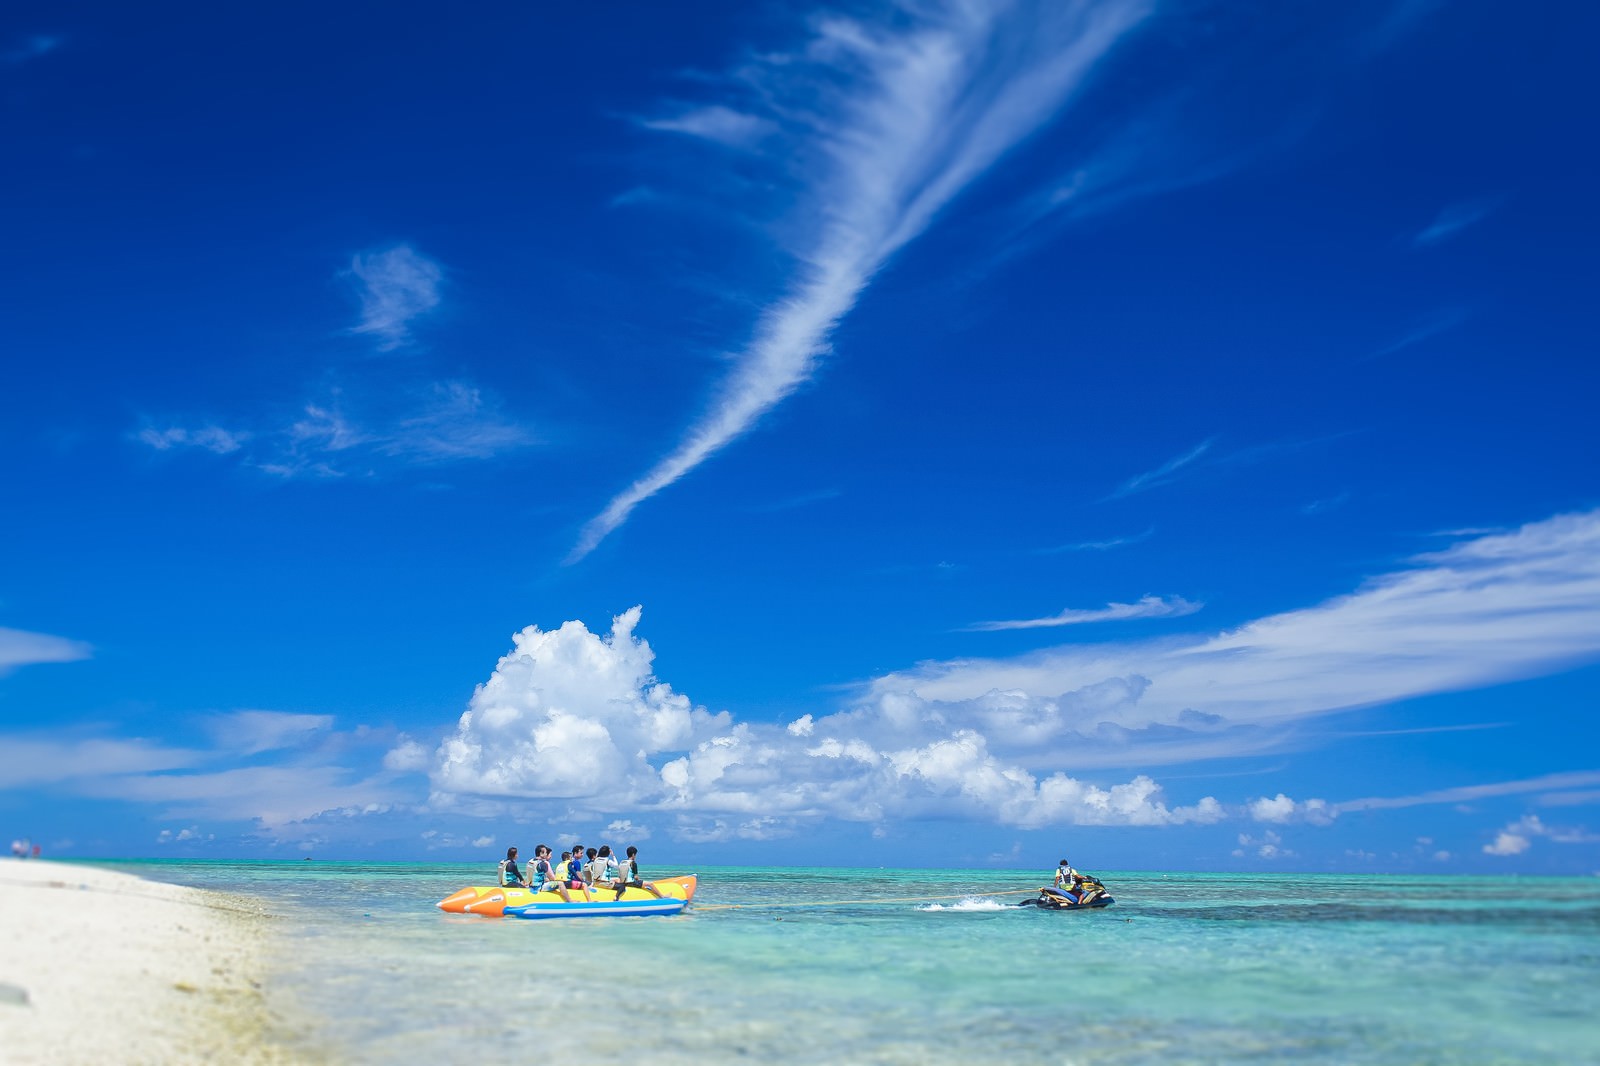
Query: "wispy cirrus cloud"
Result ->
[[875, 509, 1600, 765], [202, 710, 335, 756], [136, 243, 534, 477], [2, 34, 63, 66], [0, 710, 414, 834], [0, 736, 204, 789], [1037, 527, 1154, 553], [1363, 306, 1469, 361], [346, 244, 443, 351], [144, 382, 534, 478], [1412, 196, 1500, 248], [570, 0, 1154, 560], [133, 424, 248, 455], [1104, 437, 1214, 500], [0, 625, 91, 676], [964, 594, 1199, 632], [640, 104, 776, 147], [1334, 770, 1600, 815]]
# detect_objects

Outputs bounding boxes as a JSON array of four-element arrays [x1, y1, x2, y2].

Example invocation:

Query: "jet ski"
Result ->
[[1016, 874, 1113, 910]]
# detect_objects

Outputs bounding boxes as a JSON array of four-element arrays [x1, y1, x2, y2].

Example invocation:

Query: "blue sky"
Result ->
[[3, 0, 1598, 873]]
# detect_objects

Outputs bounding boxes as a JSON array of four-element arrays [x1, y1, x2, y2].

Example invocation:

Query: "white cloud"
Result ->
[[156, 826, 214, 845], [471, 835, 495, 848], [1413, 197, 1499, 248], [1364, 307, 1469, 362], [1337, 770, 1600, 815], [605, 819, 650, 841], [571, 0, 1153, 560], [1105, 438, 1215, 499], [1483, 827, 1531, 857], [1248, 793, 1334, 825], [641, 105, 776, 147], [0, 720, 416, 836], [965, 594, 1200, 632], [76, 764, 408, 830], [203, 710, 334, 756], [874, 510, 1600, 765], [2, 34, 62, 65], [347, 245, 443, 350], [433, 607, 733, 803], [134, 425, 247, 455], [428, 607, 1221, 840], [0, 736, 203, 788], [381, 381, 536, 462], [0, 626, 91, 676], [1233, 829, 1292, 859], [383, 736, 430, 772], [1038, 528, 1154, 553], [1482, 814, 1598, 857], [427, 512, 1600, 840], [177, 381, 535, 480], [1249, 794, 1295, 823]]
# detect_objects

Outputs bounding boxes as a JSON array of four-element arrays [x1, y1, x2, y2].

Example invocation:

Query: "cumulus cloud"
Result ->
[[157, 826, 214, 845], [428, 607, 1221, 840], [433, 607, 733, 803], [383, 736, 430, 772], [0, 625, 91, 676], [431, 514, 1600, 840], [1248, 793, 1335, 825], [1233, 829, 1292, 859], [571, 0, 1153, 559], [1482, 814, 1598, 857], [965, 594, 1200, 632], [347, 244, 443, 350]]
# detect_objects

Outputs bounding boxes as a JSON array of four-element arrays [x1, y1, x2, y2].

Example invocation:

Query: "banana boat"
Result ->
[[437, 875, 697, 919]]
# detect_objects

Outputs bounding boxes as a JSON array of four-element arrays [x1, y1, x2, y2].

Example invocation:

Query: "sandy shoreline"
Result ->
[[0, 859, 311, 1065]]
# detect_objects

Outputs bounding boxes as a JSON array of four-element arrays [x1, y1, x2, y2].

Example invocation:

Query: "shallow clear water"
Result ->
[[97, 861, 1600, 1064]]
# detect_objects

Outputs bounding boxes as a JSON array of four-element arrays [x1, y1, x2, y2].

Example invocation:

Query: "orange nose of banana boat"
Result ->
[[436, 887, 508, 916]]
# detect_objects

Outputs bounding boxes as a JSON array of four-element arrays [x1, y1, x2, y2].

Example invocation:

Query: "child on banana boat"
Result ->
[[498, 842, 659, 900]]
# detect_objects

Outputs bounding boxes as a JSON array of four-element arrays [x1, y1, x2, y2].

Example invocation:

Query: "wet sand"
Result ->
[[0, 859, 308, 1064]]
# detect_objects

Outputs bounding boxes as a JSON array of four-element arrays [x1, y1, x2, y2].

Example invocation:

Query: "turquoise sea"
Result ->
[[98, 861, 1599, 1064]]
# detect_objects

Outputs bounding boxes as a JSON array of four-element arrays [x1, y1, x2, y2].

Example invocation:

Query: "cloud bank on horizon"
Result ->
[[570, 0, 1153, 560], [2, 510, 1598, 856], [424, 510, 1600, 842]]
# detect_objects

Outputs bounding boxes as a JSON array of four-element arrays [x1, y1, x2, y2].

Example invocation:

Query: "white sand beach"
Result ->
[[0, 859, 305, 1065]]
